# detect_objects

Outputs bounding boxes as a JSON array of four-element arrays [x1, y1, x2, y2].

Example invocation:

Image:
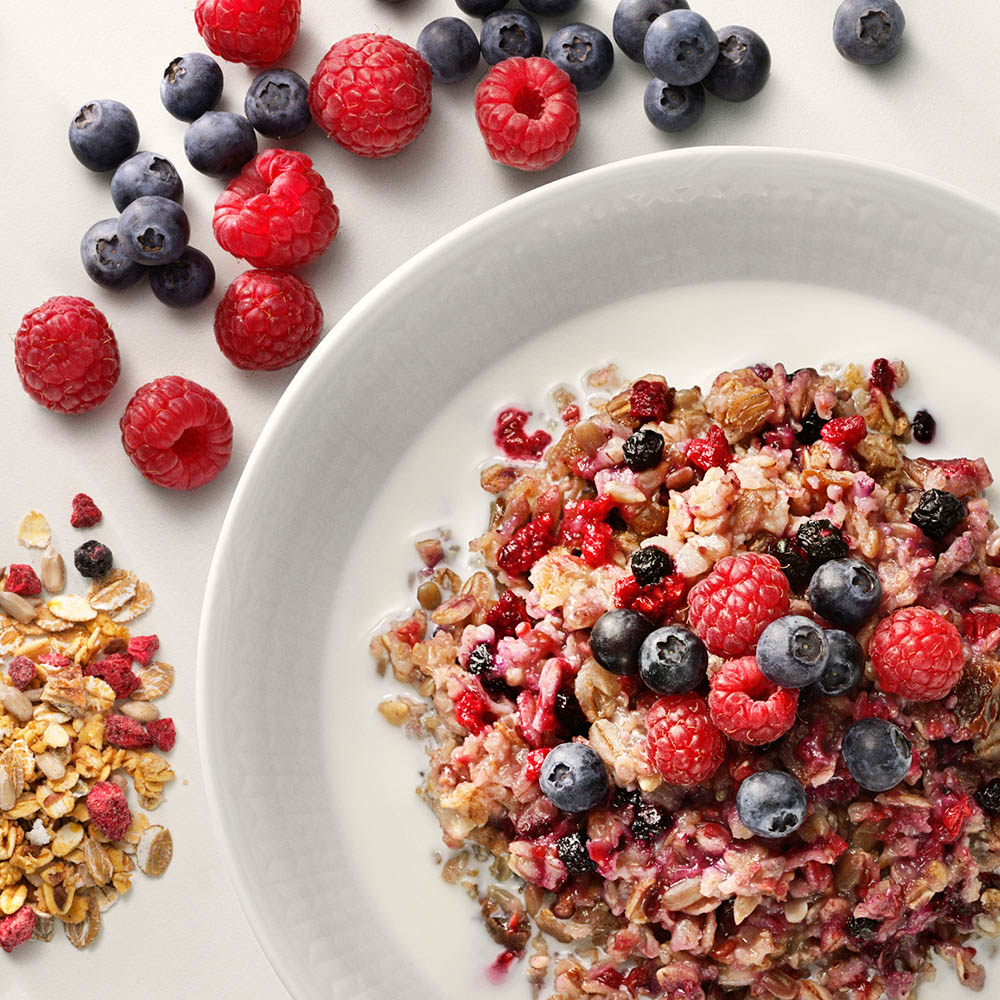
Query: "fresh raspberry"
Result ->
[[147, 718, 176, 752], [84, 653, 140, 699], [474, 57, 580, 172], [214, 269, 323, 371], [869, 605, 965, 702], [688, 553, 791, 658], [646, 693, 726, 787], [820, 415, 867, 448], [14, 297, 120, 414], [454, 689, 489, 735], [309, 34, 432, 158], [104, 714, 154, 749], [494, 407, 551, 461], [5, 565, 41, 596], [128, 634, 159, 667], [213, 149, 339, 270], [485, 589, 529, 638], [578, 520, 615, 567], [556, 501, 616, 568], [86, 780, 132, 841], [0, 905, 36, 953], [614, 573, 686, 620], [194, 0, 299, 66], [629, 380, 672, 423], [497, 513, 554, 576], [120, 376, 233, 491], [686, 425, 733, 471], [7, 656, 36, 690], [708, 656, 798, 745], [70, 492, 102, 528], [524, 747, 551, 783]]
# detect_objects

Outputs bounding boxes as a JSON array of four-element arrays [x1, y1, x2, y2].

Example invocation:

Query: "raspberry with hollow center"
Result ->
[[869, 605, 964, 702], [120, 376, 233, 491], [70, 492, 102, 528], [5, 565, 41, 596], [820, 415, 867, 447], [708, 656, 798, 745], [195, 0, 300, 66], [475, 57, 580, 172], [686, 425, 733, 471], [646, 693, 726, 786], [497, 513, 554, 575]]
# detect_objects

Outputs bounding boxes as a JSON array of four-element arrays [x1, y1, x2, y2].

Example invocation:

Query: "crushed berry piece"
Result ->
[[494, 407, 551, 462], [394, 617, 424, 646], [591, 967, 624, 990], [796, 410, 827, 445], [629, 379, 672, 423], [104, 713, 154, 749], [846, 916, 880, 940], [524, 747, 551, 783], [485, 590, 529, 638], [910, 488, 967, 541], [7, 655, 36, 690], [579, 520, 615, 568], [630, 546, 672, 587], [763, 425, 797, 450], [614, 573, 686, 619], [554, 689, 589, 736], [0, 905, 36, 953], [467, 644, 495, 676], [976, 779, 1000, 815], [964, 611, 1000, 644], [869, 357, 895, 394], [613, 786, 643, 811], [770, 538, 812, 591], [911, 409, 936, 444], [751, 363, 773, 381], [796, 519, 849, 566], [86, 780, 131, 841], [70, 492, 103, 527], [623, 429, 665, 472], [127, 634, 159, 666], [820, 414, 867, 448], [686, 425, 732, 471], [84, 653, 140, 699], [454, 689, 489, 735], [556, 830, 597, 873], [631, 800, 668, 840], [497, 513, 554, 575], [561, 404, 580, 425], [4, 564, 41, 596], [939, 795, 974, 843], [146, 717, 176, 752]]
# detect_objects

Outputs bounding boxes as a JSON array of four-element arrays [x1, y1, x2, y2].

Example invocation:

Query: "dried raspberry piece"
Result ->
[[629, 379, 672, 423], [147, 718, 176, 752], [104, 714, 154, 749], [127, 634, 160, 667], [84, 653, 140, 699], [86, 780, 132, 841], [394, 617, 424, 646], [0, 906, 36, 953], [820, 415, 867, 448], [708, 656, 798, 745], [70, 492, 102, 528], [938, 795, 974, 843], [561, 404, 580, 424], [869, 605, 964, 702], [454, 689, 488, 735], [614, 574, 686, 620], [869, 357, 896, 394], [686, 425, 733, 471], [964, 611, 1000, 647], [7, 656, 36, 690], [524, 747, 551, 783], [485, 590, 529, 638], [5, 564, 41, 596], [646, 693, 726, 786], [497, 513, 554, 575], [494, 407, 551, 461]]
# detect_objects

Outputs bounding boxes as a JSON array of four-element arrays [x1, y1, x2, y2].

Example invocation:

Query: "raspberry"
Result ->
[[213, 149, 339, 271], [214, 269, 323, 371], [869, 357, 896, 394], [577, 520, 615, 567], [820, 415, 867, 447], [128, 634, 159, 667], [688, 553, 790, 658], [0, 906, 36, 954], [86, 780, 132, 841], [147, 718, 176, 752], [614, 573, 686, 620], [104, 714, 154, 749], [84, 653, 140, 699], [964, 612, 1000, 646], [454, 689, 489, 735], [474, 57, 580, 172], [194, 0, 300, 66], [557, 503, 616, 568], [70, 492, 102, 528], [309, 34, 432, 158], [869, 605, 964, 702], [494, 407, 551, 461], [14, 297, 120, 414], [7, 656, 36, 690], [120, 376, 233, 491], [524, 747, 551, 783], [646, 693, 726, 786], [629, 379, 672, 423], [497, 514, 554, 575], [5, 565, 41, 596], [485, 589, 529, 638], [708, 656, 798, 745], [686, 425, 733, 471]]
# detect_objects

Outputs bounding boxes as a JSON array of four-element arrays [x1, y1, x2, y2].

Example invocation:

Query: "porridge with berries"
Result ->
[[371, 359, 1000, 1000]]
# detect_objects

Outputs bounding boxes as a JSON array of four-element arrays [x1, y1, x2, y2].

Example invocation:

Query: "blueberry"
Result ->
[[623, 429, 664, 471], [68, 100, 139, 172], [630, 546, 672, 587], [467, 643, 495, 676], [554, 689, 590, 735], [544, 24, 614, 93], [809, 630, 863, 697], [975, 779, 1000, 815], [631, 799, 668, 839], [736, 770, 807, 839], [756, 615, 829, 688], [643, 10, 718, 86], [770, 538, 812, 592], [245, 69, 312, 138], [910, 489, 967, 542], [911, 409, 936, 444], [638, 625, 707, 695], [111, 152, 184, 212], [148, 248, 216, 308], [703, 26, 770, 102], [612, 0, 689, 63], [80, 219, 146, 291], [160, 53, 224, 122], [796, 519, 849, 566], [455, 0, 508, 17], [74, 540, 113, 579], [539, 743, 608, 812], [841, 718, 912, 792], [520, 0, 579, 15], [481, 10, 543, 63], [117, 196, 190, 266], [184, 112, 258, 177], [590, 609, 656, 676], [418, 18, 481, 83], [643, 79, 705, 132], [556, 830, 597, 873], [833, 0, 905, 66], [807, 558, 882, 630], [796, 409, 827, 445]]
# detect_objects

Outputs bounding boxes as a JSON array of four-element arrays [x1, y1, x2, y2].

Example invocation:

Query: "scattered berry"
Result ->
[[910, 489, 967, 542], [147, 718, 176, 752], [646, 693, 725, 786], [309, 34, 433, 158], [80, 219, 146, 291], [554, 688, 589, 735], [630, 546, 672, 587], [116, 196, 190, 266], [756, 615, 829, 689], [820, 414, 867, 448], [497, 513, 554, 575], [120, 376, 233, 490], [736, 770, 807, 838], [71, 493, 102, 528], [629, 378, 672, 422], [105, 713, 154, 749], [474, 57, 579, 171], [481, 10, 543, 64], [14, 297, 120, 414], [796, 518, 849, 566], [214, 268, 323, 370], [869, 605, 964, 702], [74, 539, 113, 579], [149, 248, 216, 308], [631, 799, 668, 839], [643, 79, 705, 132], [520, 0, 579, 13], [613, 0, 689, 63], [688, 552, 790, 658], [86, 780, 132, 841], [643, 9, 718, 86], [911, 409, 936, 444], [111, 152, 184, 212], [703, 25, 770, 102], [0, 906, 36, 954], [796, 409, 827, 445], [494, 407, 551, 460], [840, 718, 912, 792], [770, 538, 811, 591], [7, 656, 36, 690], [975, 779, 1000, 815], [484, 589, 529, 637], [84, 653, 140, 698], [614, 572, 686, 620], [556, 830, 597, 873], [456, 0, 508, 15], [539, 742, 609, 812], [185, 111, 258, 177], [639, 625, 707, 695], [686, 425, 732, 471], [5, 565, 41, 597], [623, 429, 664, 471], [195, 0, 300, 66], [161, 53, 224, 122], [418, 18, 482, 83], [68, 100, 139, 172], [809, 630, 863, 697], [709, 656, 797, 745], [128, 634, 160, 666], [244, 68, 312, 138], [544, 23, 614, 94], [807, 557, 882, 629], [833, 0, 905, 66], [590, 608, 656, 676], [869, 357, 896, 394], [846, 916, 881, 939], [466, 643, 495, 677]]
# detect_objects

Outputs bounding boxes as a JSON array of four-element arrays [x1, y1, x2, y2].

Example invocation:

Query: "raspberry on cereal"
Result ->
[[629, 379, 672, 423], [869, 605, 964, 702], [86, 780, 132, 841], [613, 573, 686, 620], [708, 656, 798, 745], [147, 718, 176, 752], [485, 589, 529, 638], [646, 693, 726, 786], [524, 746, 551, 783], [128, 634, 160, 666], [4, 564, 41, 596], [686, 425, 733, 471], [454, 690, 489, 735], [104, 714, 154, 749], [7, 655, 36, 690], [497, 513, 554, 576], [0, 905, 36, 953], [820, 415, 867, 448], [84, 653, 140, 699], [70, 492, 103, 527]]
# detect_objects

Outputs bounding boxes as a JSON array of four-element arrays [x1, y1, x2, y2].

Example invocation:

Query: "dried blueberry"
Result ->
[[623, 429, 664, 471], [555, 689, 590, 735], [771, 538, 812, 591], [556, 830, 597, 873], [630, 546, 672, 587], [796, 410, 827, 445], [796, 519, 849, 566], [631, 799, 668, 840], [74, 540, 113, 579], [467, 644, 495, 676], [975, 779, 1000, 815], [911, 409, 936, 444], [910, 489, 966, 542]]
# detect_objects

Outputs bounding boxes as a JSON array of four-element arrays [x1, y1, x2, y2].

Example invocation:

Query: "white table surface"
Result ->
[[1, 0, 997, 996]]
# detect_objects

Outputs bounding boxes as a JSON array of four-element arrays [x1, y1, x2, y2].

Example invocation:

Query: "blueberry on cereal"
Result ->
[[590, 608, 656, 676], [623, 429, 664, 471], [846, 916, 881, 940], [556, 830, 597, 873], [756, 615, 829, 688], [736, 770, 807, 838], [796, 409, 827, 445], [631, 798, 668, 840], [638, 625, 707, 695], [74, 539, 113, 578], [770, 538, 812, 592], [539, 742, 609, 812], [910, 489, 966, 542], [796, 519, 849, 566], [807, 557, 882, 629], [841, 718, 912, 792], [809, 630, 863, 697], [466, 643, 495, 676], [630, 545, 672, 587], [975, 779, 1000, 815]]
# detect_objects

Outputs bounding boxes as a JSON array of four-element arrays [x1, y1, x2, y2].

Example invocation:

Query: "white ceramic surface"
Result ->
[[198, 147, 1000, 1000]]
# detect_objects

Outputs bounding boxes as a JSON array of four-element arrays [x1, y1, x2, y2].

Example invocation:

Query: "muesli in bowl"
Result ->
[[371, 359, 1000, 1000]]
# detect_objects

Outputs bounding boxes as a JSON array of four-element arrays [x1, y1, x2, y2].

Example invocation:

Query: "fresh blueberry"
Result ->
[[480, 10, 543, 64], [590, 609, 656, 676], [245, 69, 312, 138], [736, 771, 807, 839], [539, 742, 609, 812], [841, 718, 912, 792], [184, 112, 258, 177], [68, 100, 139, 172], [623, 429, 664, 471], [80, 219, 146, 291], [833, 0, 905, 66], [809, 630, 863, 697], [116, 196, 190, 266], [703, 26, 771, 102], [756, 615, 829, 689], [520, 0, 579, 15], [643, 79, 705, 132], [643, 9, 718, 86], [111, 152, 184, 212], [796, 409, 827, 445], [148, 248, 216, 308], [630, 546, 672, 587], [556, 830, 597, 872], [418, 18, 481, 83], [807, 557, 882, 629], [74, 540, 113, 579], [613, 0, 689, 63], [455, 0, 508, 17], [160, 53, 224, 122], [544, 23, 614, 93], [638, 626, 707, 695]]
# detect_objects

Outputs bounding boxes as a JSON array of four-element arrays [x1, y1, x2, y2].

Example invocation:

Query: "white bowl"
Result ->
[[198, 148, 1000, 1000]]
